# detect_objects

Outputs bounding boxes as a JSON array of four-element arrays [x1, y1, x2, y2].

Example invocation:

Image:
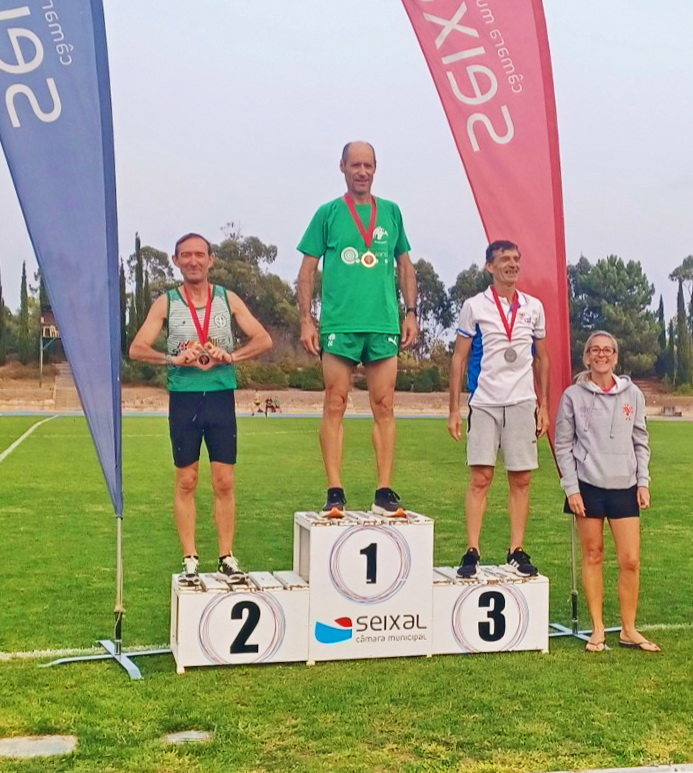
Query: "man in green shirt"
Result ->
[[297, 141, 418, 517], [130, 233, 272, 585]]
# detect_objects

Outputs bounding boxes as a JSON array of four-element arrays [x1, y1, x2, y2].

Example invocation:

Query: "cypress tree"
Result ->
[[654, 295, 666, 379], [134, 233, 145, 329], [665, 319, 676, 383], [143, 267, 151, 317], [18, 262, 29, 364], [675, 279, 692, 385], [119, 261, 127, 355]]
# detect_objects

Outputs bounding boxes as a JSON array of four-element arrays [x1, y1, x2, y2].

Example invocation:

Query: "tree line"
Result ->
[[2, 228, 693, 391]]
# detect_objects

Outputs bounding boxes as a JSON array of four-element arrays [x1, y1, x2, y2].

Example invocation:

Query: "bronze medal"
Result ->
[[361, 250, 378, 268]]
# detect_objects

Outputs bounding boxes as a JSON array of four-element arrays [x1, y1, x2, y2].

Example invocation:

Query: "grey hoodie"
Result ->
[[554, 374, 650, 496]]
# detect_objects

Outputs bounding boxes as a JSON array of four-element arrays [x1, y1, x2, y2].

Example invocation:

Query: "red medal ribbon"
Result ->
[[343, 193, 378, 248], [183, 284, 213, 345], [491, 286, 519, 342]]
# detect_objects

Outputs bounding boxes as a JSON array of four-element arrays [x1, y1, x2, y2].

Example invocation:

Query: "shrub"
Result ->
[[395, 370, 414, 391], [246, 363, 289, 389], [288, 366, 324, 391], [121, 358, 168, 388], [412, 367, 441, 393]]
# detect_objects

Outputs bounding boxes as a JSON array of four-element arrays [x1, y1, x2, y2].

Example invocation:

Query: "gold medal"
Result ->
[[361, 250, 378, 268]]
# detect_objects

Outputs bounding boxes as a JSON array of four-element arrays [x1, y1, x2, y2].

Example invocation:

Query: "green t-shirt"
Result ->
[[166, 284, 237, 392], [297, 196, 411, 334]]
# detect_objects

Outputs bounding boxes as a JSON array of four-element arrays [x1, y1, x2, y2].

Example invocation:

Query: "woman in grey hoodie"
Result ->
[[555, 331, 660, 653]]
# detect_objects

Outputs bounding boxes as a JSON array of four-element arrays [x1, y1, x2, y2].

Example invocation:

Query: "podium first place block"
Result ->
[[294, 510, 435, 662]]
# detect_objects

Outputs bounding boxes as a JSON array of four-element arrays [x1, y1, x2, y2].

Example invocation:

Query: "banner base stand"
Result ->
[[548, 623, 621, 650], [42, 640, 171, 680]]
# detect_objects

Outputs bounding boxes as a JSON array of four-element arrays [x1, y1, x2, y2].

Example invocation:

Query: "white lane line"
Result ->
[[641, 622, 693, 632], [0, 416, 58, 464], [0, 643, 169, 661], [1, 623, 690, 661]]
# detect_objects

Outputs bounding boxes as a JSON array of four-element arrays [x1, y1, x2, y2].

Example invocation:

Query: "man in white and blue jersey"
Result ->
[[130, 233, 272, 585], [448, 240, 550, 578]]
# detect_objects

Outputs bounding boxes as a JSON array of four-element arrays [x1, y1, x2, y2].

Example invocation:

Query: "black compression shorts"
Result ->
[[169, 389, 237, 468]]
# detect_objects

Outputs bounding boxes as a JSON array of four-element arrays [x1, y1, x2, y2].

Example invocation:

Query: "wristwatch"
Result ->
[[405, 307, 417, 317]]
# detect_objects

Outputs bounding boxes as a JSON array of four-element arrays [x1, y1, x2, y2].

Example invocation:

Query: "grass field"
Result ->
[[0, 415, 692, 773]]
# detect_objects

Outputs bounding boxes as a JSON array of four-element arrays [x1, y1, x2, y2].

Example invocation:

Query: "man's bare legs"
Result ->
[[211, 461, 236, 556], [174, 462, 199, 556], [465, 465, 495, 550], [365, 356, 398, 488], [507, 469, 532, 552], [320, 353, 354, 488]]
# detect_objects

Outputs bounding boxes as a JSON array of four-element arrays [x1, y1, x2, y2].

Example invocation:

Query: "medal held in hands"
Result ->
[[183, 285, 213, 365]]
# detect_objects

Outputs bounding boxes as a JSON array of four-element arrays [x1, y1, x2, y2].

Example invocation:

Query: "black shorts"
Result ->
[[169, 390, 237, 468], [563, 480, 639, 519]]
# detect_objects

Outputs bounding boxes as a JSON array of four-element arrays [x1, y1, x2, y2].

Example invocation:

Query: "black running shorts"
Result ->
[[563, 480, 639, 519], [169, 390, 237, 468]]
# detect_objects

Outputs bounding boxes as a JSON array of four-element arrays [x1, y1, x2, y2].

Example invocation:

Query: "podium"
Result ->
[[170, 511, 549, 672]]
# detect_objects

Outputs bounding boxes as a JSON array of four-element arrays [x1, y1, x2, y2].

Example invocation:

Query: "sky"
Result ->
[[1, 0, 692, 319]]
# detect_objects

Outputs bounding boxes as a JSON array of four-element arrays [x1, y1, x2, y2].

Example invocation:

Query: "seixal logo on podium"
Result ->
[[315, 617, 353, 644]]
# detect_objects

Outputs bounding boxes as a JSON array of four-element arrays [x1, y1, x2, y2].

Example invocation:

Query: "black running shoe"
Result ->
[[505, 547, 538, 577], [218, 554, 245, 582], [321, 487, 346, 518], [457, 547, 480, 578], [371, 488, 406, 517]]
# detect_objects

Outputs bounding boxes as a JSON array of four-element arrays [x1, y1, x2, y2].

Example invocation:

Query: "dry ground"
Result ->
[[0, 361, 691, 416]]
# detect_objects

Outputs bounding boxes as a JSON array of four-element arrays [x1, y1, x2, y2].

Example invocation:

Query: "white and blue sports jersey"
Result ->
[[456, 287, 546, 406]]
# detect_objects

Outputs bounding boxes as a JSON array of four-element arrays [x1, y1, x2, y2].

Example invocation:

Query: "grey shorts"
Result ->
[[466, 400, 538, 471]]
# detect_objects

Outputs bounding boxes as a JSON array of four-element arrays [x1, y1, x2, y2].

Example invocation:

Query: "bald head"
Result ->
[[341, 141, 376, 165]]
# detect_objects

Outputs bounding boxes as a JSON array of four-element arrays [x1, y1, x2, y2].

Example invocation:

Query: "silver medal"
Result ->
[[504, 347, 517, 363]]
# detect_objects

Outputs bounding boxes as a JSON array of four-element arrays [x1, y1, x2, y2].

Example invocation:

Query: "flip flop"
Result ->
[[585, 640, 606, 653], [619, 638, 661, 652]]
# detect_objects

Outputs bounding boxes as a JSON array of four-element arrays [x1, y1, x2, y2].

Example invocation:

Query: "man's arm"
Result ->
[[533, 338, 550, 437], [129, 294, 200, 366], [297, 255, 320, 356], [205, 291, 272, 363], [396, 251, 418, 348], [448, 334, 472, 441]]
